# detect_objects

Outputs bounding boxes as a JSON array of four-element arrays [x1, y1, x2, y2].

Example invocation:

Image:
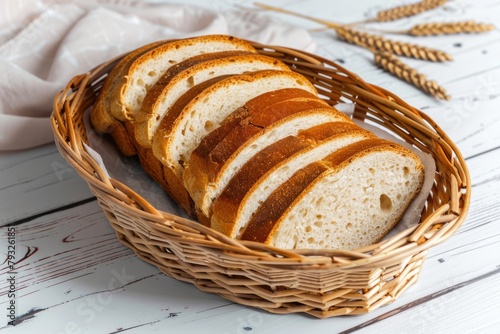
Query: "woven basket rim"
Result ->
[[50, 40, 471, 270]]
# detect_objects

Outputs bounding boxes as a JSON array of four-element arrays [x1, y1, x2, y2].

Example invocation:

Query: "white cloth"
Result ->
[[0, 0, 315, 150]]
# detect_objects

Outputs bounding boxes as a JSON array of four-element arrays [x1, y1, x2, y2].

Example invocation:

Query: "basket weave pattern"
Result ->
[[51, 42, 470, 318]]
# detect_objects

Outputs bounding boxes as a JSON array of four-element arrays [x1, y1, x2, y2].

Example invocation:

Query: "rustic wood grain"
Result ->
[[1, 0, 499, 332], [0, 144, 93, 226]]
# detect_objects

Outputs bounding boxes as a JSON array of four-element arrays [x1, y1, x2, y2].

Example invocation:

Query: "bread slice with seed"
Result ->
[[134, 53, 291, 148], [239, 138, 425, 250], [210, 122, 374, 238], [109, 35, 257, 123], [152, 70, 318, 182], [184, 96, 351, 218]]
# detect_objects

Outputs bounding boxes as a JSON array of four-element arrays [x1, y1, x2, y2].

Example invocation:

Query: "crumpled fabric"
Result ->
[[0, 0, 315, 150]]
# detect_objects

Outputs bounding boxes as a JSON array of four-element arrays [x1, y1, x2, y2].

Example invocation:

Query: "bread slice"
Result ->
[[239, 138, 425, 250], [146, 74, 234, 218], [152, 70, 318, 181], [109, 35, 256, 123], [184, 99, 351, 218], [211, 122, 375, 238], [183, 88, 321, 163], [133, 50, 251, 149], [90, 40, 168, 156], [134, 53, 291, 148], [183, 88, 321, 165]]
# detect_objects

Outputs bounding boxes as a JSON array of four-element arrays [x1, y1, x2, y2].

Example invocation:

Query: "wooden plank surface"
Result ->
[[1, 0, 500, 333], [0, 144, 93, 226]]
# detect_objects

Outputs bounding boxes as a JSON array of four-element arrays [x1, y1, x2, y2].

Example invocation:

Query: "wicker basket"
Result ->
[[51, 41, 470, 319]]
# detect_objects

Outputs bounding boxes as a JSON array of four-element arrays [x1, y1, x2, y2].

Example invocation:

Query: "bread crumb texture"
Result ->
[[271, 149, 423, 250]]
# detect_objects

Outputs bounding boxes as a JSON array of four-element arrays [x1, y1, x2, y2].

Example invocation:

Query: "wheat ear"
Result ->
[[336, 27, 452, 62], [374, 51, 450, 100], [375, 0, 448, 22], [408, 21, 495, 36]]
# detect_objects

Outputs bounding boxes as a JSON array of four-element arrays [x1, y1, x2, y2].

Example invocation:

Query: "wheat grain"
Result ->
[[374, 51, 450, 100], [408, 20, 495, 36], [375, 0, 448, 22], [336, 27, 452, 62]]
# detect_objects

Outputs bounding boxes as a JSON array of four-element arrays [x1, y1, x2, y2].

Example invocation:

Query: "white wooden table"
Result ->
[[2, 0, 500, 333]]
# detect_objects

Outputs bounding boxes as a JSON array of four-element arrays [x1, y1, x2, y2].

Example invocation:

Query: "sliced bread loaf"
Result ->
[[211, 122, 374, 238], [134, 53, 291, 148], [152, 70, 318, 181], [240, 138, 425, 250], [109, 35, 256, 123], [90, 37, 425, 250]]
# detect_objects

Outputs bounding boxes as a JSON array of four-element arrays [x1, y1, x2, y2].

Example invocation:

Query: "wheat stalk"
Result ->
[[407, 20, 495, 36], [253, 2, 343, 29], [336, 27, 452, 62], [374, 51, 450, 100], [375, 0, 448, 22]]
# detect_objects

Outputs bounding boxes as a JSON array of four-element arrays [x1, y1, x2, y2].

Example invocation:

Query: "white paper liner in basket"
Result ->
[[83, 103, 436, 246]]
